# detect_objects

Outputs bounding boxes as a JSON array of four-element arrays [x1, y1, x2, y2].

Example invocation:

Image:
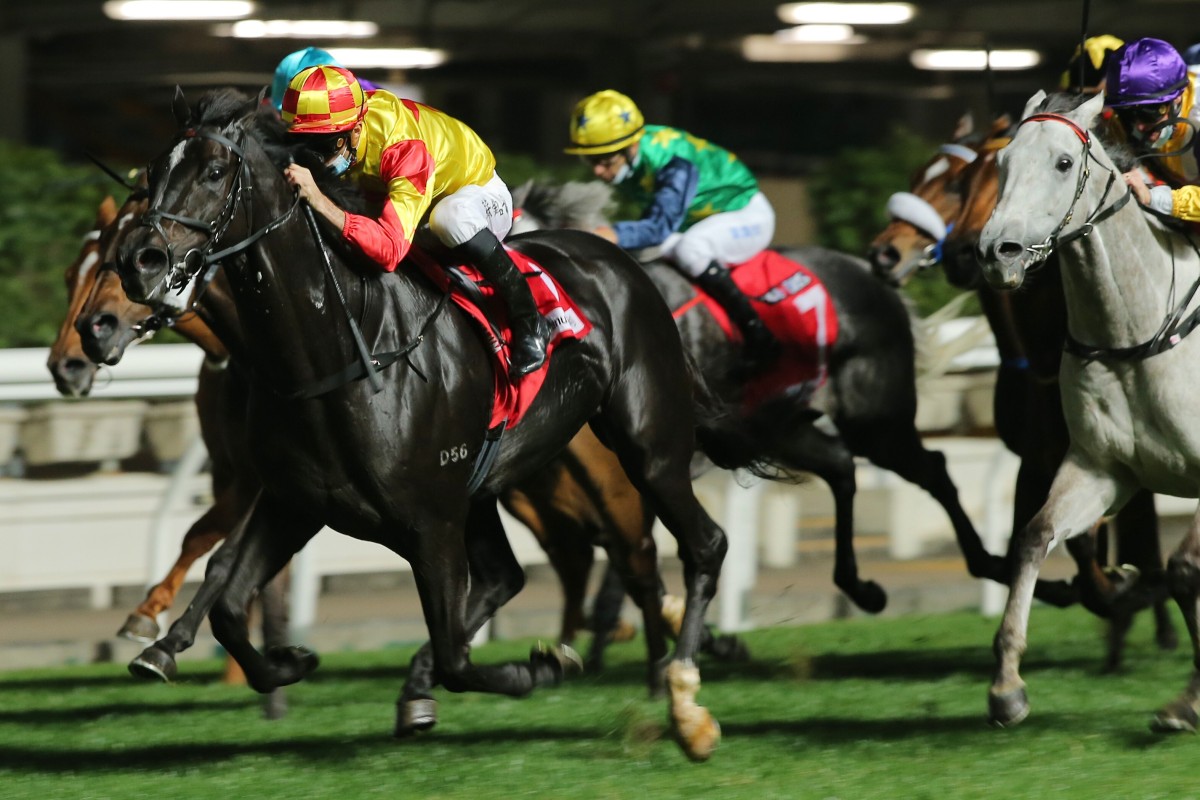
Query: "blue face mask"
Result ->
[[326, 148, 357, 177]]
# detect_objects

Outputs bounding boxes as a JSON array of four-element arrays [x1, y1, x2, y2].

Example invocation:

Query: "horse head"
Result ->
[[979, 91, 1112, 290], [939, 135, 1009, 290], [867, 113, 1003, 285], [46, 197, 116, 396]]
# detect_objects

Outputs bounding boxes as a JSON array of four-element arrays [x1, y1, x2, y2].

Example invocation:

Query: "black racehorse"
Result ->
[[116, 88, 743, 761], [511, 181, 1082, 610]]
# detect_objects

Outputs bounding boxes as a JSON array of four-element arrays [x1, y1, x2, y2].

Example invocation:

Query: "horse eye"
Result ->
[[207, 165, 226, 181], [1055, 156, 1073, 173]]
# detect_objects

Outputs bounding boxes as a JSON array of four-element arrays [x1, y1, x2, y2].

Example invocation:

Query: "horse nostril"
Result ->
[[89, 313, 118, 339], [868, 245, 899, 273], [61, 358, 90, 376], [997, 241, 1024, 261], [135, 247, 169, 274]]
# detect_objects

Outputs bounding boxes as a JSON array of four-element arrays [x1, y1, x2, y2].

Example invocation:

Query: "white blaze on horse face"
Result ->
[[76, 250, 100, 284]]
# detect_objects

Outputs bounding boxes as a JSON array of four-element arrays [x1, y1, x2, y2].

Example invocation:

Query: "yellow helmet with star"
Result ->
[[565, 90, 645, 155]]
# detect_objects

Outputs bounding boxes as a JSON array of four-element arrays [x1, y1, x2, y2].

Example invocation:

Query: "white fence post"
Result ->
[[146, 433, 209, 630], [981, 446, 1015, 616], [719, 472, 763, 632]]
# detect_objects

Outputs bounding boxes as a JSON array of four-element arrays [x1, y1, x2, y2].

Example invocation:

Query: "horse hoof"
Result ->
[[988, 684, 1029, 728], [1150, 701, 1198, 733], [672, 708, 721, 762], [117, 613, 160, 643], [607, 619, 638, 643], [128, 646, 177, 683], [530, 642, 583, 684], [706, 634, 750, 663], [395, 698, 438, 737], [265, 645, 320, 686], [852, 581, 888, 615]]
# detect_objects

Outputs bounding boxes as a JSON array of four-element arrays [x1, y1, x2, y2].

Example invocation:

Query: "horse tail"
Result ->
[[685, 352, 796, 480]]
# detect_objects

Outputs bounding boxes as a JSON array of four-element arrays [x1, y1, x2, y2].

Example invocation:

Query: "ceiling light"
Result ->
[[103, 0, 256, 20], [326, 48, 447, 69], [742, 36, 861, 62], [215, 19, 379, 38], [777, 3, 914, 25], [910, 49, 1042, 71], [774, 24, 864, 43]]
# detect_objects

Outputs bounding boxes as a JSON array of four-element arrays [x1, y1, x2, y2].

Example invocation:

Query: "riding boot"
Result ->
[[694, 261, 781, 373], [454, 229, 551, 379]]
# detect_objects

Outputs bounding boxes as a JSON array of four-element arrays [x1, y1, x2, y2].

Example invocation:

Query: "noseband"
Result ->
[[1015, 112, 1132, 268]]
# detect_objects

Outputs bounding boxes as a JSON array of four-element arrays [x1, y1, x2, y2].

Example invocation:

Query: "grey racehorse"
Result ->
[[978, 89, 1200, 732]]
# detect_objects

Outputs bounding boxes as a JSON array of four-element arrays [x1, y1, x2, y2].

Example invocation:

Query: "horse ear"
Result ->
[[1020, 90, 1047, 122], [1074, 92, 1106, 129], [255, 85, 268, 108], [172, 86, 191, 128], [953, 112, 974, 141], [989, 114, 1012, 136], [97, 196, 118, 226]]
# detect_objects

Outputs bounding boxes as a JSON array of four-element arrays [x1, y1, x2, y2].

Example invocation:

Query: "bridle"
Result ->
[[883, 143, 979, 280], [1014, 112, 1132, 268], [139, 125, 299, 300]]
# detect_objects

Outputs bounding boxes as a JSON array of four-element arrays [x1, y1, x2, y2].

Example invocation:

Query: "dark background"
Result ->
[[5, 0, 1200, 175]]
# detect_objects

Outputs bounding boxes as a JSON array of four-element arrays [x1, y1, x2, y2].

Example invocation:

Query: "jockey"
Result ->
[[565, 89, 781, 370], [268, 47, 379, 115], [1105, 38, 1200, 221], [1059, 34, 1124, 93], [281, 65, 550, 379]]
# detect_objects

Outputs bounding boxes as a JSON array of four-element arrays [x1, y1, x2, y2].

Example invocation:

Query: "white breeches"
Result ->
[[428, 172, 514, 246], [659, 191, 776, 277]]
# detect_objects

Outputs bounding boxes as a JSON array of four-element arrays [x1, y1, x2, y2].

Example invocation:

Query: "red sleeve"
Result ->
[[341, 140, 435, 272]]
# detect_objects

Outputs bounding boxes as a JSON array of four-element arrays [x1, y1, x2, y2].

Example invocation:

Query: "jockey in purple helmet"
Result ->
[[1105, 38, 1200, 220]]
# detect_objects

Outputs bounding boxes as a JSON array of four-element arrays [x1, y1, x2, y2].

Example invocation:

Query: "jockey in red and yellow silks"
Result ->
[[281, 65, 549, 378]]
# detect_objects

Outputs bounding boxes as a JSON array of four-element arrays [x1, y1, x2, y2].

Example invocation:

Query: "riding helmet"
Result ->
[[281, 65, 367, 134], [564, 90, 645, 155]]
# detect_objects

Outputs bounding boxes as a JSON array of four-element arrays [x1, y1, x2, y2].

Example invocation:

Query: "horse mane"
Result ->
[[513, 180, 614, 230], [185, 88, 370, 215]]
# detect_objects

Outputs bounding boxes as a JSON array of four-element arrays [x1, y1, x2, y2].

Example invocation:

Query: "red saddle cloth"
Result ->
[[673, 250, 839, 408], [409, 246, 592, 429]]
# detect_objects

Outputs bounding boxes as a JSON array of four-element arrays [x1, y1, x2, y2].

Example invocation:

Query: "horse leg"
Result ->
[[586, 560, 629, 671], [989, 456, 1125, 727], [1152, 504, 1200, 732], [590, 399, 727, 761], [206, 495, 320, 694], [861, 423, 1082, 607], [128, 488, 260, 683], [1113, 490, 1177, 651], [767, 423, 886, 613], [396, 500, 574, 737], [118, 503, 232, 642], [258, 565, 290, 719]]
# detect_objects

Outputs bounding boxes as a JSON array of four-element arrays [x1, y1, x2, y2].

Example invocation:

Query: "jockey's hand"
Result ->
[[592, 225, 619, 244], [284, 163, 323, 205], [1123, 169, 1152, 205]]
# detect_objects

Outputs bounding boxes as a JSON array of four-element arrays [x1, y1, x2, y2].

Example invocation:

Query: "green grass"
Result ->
[[0, 608, 1196, 800]]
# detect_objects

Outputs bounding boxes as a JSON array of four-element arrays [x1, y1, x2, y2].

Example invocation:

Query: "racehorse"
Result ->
[[62, 193, 744, 705], [978, 90, 1200, 731], [870, 119, 1176, 669], [116, 88, 741, 760], [512, 179, 1050, 610]]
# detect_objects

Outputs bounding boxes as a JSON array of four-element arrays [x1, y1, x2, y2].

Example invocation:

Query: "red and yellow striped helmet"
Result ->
[[281, 65, 366, 134], [565, 90, 645, 155]]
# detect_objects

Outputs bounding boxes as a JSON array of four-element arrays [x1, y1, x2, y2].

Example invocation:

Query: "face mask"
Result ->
[[325, 146, 357, 176], [612, 160, 632, 184]]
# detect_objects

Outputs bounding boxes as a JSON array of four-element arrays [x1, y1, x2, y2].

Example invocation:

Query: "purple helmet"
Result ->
[[1106, 38, 1189, 107]]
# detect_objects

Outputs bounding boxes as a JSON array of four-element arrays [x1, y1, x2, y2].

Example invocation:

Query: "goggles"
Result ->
[[581, 151, 625, 168], [1115, 102, 1172, 127]]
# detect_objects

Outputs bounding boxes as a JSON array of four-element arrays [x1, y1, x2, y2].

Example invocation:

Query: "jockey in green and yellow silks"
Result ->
[[566, 89, 780, 371], [1105, 38, 1200, 221], [281, 65, 549, 379]]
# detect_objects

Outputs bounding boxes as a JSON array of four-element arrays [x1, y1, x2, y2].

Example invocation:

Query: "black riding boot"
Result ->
[[694, 262, 781, 373], [455, 229, 551, 379]]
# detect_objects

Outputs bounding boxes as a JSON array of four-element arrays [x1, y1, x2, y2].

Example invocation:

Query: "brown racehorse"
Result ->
[[62, 191, 739, 700], [870, 119, 1177, 670]]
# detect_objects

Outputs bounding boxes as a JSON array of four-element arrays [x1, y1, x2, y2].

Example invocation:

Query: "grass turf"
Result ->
[[0, 607, 1194, 799]]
